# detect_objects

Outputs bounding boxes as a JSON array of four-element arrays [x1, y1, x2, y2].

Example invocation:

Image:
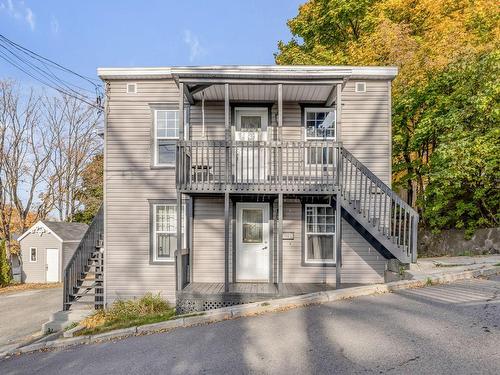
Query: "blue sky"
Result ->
[[0, 0, 303, 87]]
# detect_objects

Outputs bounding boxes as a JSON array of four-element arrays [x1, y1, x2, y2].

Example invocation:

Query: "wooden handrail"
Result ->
[[339, 148, 419, 262], [176, 140, 342, 193]]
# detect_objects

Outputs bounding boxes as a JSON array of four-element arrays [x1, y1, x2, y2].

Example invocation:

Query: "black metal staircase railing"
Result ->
[[63, 206, 104, 310], [339, 148, 419, 263]]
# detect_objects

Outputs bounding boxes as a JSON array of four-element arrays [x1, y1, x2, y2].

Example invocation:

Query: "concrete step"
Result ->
[[42, 309, 93, 333]]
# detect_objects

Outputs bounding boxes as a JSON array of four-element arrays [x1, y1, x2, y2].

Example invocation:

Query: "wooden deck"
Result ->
[[181, 282, 337, 297], [176, 282, 362, 313]]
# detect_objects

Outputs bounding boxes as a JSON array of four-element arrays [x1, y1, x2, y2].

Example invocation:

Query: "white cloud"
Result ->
[[183, 29, 205, 62], [50, 15, 59, 35], [25, 6, 34, 30], [0, 0, 35, 30]]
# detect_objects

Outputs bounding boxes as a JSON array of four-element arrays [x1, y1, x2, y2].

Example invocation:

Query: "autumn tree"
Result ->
[[276, 0, 500, 233], [72, 153, 103, 224], [0, 80, 52, 266], [44, 94, 101, 221]]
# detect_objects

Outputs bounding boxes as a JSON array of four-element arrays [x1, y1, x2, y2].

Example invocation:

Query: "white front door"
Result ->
[[236, 202, 270, 282], [233, 107, 268, 182], [46, 248, 59, 282]]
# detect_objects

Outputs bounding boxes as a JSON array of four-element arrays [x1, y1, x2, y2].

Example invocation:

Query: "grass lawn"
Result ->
[[0, 282, 62, 295], [76, 293, 177, 336]]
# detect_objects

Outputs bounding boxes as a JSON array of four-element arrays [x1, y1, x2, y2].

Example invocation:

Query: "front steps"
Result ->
[[338, 148, 419, 264], [63, 206, 104, 312], [42, 309, 92, 334], [64, 249, 104, 310]]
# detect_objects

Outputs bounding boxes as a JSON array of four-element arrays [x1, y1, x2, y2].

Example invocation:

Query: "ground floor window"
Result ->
[[151, 203, 185, 262], [304, 204, 335, 264], [29, 247, 37, 262]]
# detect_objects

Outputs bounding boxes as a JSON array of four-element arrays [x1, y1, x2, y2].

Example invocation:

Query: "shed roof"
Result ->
[[42, 221, 89, 241], [17, 221, 88, 243]]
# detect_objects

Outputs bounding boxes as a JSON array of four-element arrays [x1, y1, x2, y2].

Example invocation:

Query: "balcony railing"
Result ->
[[176, 140, 341, 194]]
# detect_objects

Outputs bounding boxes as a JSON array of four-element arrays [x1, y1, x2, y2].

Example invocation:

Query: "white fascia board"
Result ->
[[350, 66, 399, 80], [17, 221, 64, 243], [97, 65, 398, 81], [97, 67, 173, 80]]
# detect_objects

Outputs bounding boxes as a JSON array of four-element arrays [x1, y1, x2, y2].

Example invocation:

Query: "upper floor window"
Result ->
[[304, 108, 336, 164], [154, 110, 179, 166], [304, 108, 336, 140]]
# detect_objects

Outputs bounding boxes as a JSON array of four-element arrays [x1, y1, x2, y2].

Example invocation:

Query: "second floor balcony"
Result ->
[[176, 140, 342, 194]]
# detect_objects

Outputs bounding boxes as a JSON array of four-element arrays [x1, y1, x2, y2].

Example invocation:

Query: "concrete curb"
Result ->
[[2, 265, 499, 359]]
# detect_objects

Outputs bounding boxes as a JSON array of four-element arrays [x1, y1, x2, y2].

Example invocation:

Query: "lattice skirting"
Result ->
[[176, 294, 269, 314]]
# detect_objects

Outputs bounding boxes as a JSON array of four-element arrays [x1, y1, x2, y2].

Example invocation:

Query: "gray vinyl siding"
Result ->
[[20, 232, 61, 283], [341, 80, 391, 185], [104, 77, 390, 300], [190, 198, 384, 284], [282, 200, 385, 284], [105, 79, 179, 305], [192, 197, 225, 283]]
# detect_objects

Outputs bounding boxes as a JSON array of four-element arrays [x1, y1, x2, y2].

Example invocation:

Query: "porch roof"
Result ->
[[97, 65, 397, 103]]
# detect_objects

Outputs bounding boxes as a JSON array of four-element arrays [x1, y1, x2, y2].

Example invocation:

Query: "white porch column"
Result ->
[[335, 83, 342, 141]]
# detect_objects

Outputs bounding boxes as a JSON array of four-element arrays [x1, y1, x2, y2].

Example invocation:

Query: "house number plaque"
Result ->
[[283, 232, 294, 240]]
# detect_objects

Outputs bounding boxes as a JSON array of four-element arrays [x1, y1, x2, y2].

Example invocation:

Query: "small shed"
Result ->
[[18, 221, 88, 283]]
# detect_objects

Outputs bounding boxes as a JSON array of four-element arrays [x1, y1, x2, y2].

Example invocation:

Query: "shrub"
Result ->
[[0, 241, 12, 287]]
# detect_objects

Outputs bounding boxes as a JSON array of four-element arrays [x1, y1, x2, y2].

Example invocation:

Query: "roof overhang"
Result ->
[[97, 65, 398, 81], [97, 65, 397, 104]]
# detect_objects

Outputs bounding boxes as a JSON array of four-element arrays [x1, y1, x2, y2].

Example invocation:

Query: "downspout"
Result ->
[[201, 91, 206, 139]]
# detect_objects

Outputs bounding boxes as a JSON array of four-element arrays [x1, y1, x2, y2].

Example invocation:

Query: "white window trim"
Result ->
[[154, 109, 179, 167], [304, 107, 336, 141], [304, 108, 336, 166], [304, 204, 336, 265], [126, 82, 137, 94], [152, 203, 186, 262], [29, 247, 37, 262], [355, 82, 366, 93]]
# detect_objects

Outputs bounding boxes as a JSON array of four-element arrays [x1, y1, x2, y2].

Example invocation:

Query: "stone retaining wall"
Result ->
[[418, 227, 500, 257]]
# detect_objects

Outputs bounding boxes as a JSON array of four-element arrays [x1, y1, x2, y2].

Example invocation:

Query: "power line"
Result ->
[[0, 42, 96, 98], [0, 50, 103, 111], [0, 33, 102, 88], [0, 34, 104, 111]]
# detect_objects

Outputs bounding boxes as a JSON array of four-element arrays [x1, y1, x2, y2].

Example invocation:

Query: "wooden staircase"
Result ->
[[338, 148, 419, 264], [63, 207, 104, 310]]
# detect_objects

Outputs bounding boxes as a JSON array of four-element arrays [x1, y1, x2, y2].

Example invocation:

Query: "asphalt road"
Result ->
[[0, 287, 62, 347], [1, 276, 499, 375]]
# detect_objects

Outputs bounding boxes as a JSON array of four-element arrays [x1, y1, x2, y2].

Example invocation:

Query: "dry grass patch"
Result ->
[[0, 282, 62, 295], [77, 293, 176, 336]]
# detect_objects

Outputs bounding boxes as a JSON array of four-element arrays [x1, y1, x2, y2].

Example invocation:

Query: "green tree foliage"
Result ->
[[72, 154, 103, 224], [418, 52, 500, 235], [0, 240, 12, 287], [276, 0, 500, 233]]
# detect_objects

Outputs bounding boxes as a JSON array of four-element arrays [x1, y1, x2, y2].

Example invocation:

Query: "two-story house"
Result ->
[[63, 66, 418, 313]]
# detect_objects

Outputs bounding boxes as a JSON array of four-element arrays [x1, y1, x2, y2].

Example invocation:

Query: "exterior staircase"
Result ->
[[338, 147, 418, 264], [63, 206, 104, 311]]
